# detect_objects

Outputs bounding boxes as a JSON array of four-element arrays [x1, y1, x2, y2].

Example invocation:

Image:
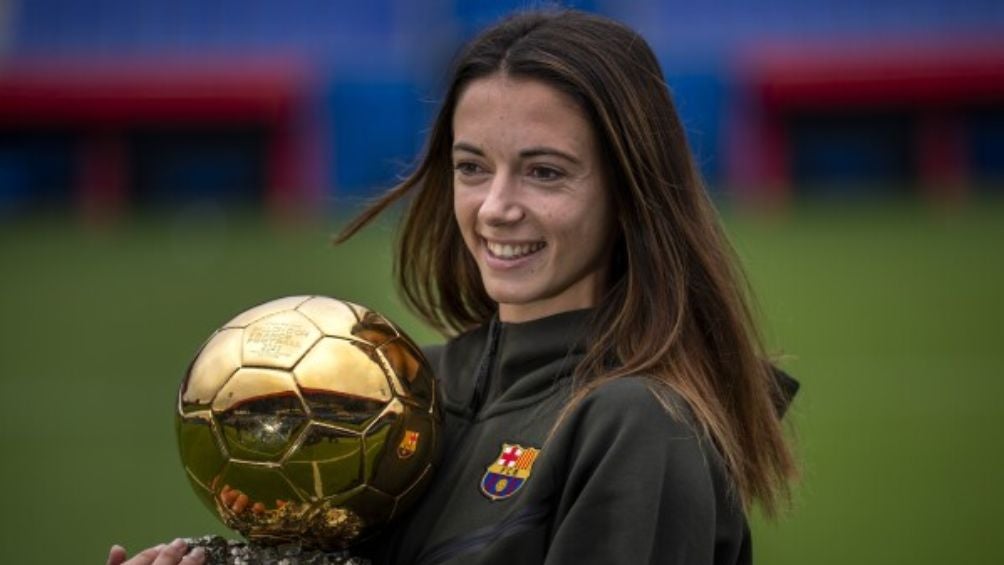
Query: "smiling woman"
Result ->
[[451, 76, 614, 323], [109, 8, 798, 565], [333, 8, 799, 565]]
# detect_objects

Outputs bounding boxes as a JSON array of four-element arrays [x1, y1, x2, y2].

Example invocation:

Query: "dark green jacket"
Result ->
[[369, 309, 783, 564]]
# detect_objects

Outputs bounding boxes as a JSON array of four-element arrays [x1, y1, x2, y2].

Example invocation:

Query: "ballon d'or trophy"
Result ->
[[176, 296, 441, 564]]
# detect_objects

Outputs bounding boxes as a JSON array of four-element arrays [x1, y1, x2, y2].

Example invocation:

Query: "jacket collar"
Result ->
[[441, 308, 594, 419]]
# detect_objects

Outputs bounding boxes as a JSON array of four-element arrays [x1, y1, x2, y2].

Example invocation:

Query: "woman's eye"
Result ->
[[529, 166, 564, 182], [454, 162, 484, 176]]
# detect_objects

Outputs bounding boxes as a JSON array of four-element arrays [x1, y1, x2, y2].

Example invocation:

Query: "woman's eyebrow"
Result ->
[[520, 146, 581, 164], [452, 142, 581, 165], [452, 142, 484, 155]]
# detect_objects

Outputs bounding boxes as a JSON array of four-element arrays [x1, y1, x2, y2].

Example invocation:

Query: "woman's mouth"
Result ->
[[485, 239, 547, 260]]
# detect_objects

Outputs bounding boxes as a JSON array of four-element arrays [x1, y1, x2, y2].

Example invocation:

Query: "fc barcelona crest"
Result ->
[[397, 429, 420, 459], [480, 442, 541, 501]]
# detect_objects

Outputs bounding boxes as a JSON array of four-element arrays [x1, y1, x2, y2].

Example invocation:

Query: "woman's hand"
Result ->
[[106, 484, 258, 565], [106, 538, 205, 565]]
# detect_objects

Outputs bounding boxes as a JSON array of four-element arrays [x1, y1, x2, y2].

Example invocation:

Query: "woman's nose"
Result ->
[[478, 173, 524, 226]]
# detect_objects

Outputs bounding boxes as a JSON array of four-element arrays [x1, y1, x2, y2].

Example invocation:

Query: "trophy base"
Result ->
[[184, 535, 371, 565]]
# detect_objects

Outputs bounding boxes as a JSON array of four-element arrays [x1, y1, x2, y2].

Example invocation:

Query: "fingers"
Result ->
[[232, 493, 250, 513], [152, 538, 191, 565], [107, 540, 205, 565], [130, 544, 167, 565], [219, 484, 256, 514], [107, 545, 127, 565], [220, 485, 238, 507], [106, 543, 165, 565], [181, 547, 206, 564]]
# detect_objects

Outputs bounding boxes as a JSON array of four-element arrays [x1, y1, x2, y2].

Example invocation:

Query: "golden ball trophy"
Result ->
[[176, 296, 441, 564]]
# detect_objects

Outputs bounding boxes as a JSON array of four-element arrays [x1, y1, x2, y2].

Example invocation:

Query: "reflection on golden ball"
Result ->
[[176, 296, 441, 550]]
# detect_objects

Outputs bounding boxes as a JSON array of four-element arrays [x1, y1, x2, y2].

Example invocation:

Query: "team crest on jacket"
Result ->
[[480, 442, 541, 501]]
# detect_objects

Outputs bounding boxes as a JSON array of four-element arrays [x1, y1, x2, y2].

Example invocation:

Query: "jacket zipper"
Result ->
[[469, 315, 501, 416]]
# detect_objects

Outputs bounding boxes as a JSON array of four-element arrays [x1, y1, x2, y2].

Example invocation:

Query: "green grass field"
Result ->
[[0, 201, 1001, 564]]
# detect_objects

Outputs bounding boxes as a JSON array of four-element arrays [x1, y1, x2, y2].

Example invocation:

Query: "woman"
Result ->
[[110, 9, 796, 565], [346, 8, 797, 564]]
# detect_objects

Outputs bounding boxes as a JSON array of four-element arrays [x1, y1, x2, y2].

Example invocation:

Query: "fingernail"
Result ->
[[155, 544, 166, 551], [170, 538, 187, 550]]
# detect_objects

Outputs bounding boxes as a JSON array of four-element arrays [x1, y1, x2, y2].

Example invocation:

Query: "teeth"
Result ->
[[486, 240, 545, 259]]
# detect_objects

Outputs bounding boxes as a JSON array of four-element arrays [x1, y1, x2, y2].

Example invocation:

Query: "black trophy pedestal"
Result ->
[[185, 536, 371, 565]]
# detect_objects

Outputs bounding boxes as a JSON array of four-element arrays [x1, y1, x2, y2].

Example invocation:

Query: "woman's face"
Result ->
[[452, 74, 614, 323]]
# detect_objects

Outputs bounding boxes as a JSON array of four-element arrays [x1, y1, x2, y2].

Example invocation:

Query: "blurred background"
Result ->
[[0, 0, 1001, 563]]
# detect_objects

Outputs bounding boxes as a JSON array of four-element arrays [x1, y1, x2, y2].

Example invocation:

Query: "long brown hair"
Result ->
[[337, 9, 796, 514]]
